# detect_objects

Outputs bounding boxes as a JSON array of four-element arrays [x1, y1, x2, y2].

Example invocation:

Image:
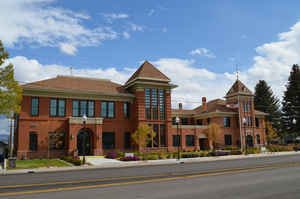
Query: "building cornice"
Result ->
[[125, 80, 177, 90], [69, 117, 103, 125], [22, 87, 135, 102]]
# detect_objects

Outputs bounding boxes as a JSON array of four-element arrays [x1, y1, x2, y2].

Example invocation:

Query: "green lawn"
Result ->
[[9, 159, 70, 170]]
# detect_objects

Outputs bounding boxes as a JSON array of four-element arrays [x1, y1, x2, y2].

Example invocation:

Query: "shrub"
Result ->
[[145, 154, 159, 160], [229, 150, 242, 155], [117, 152, 125, 158], [214, 151, 229, 156], [60, 156, 83, 166], [224, 146, 240, 151], [267, 145, 293, 152], [120, 155, 140, 161], [106, 152, 117, 159], [247, 148, 261, 154]]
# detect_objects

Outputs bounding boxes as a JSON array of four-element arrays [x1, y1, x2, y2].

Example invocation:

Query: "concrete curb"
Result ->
[[3, 151, 300, 175]]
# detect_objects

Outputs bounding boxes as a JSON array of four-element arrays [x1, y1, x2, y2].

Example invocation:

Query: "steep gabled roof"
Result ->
[[225, 79, 253, 98], [22, 76, 129, 95], [125, 61, 170, 84], [193, 99, 236, 114]]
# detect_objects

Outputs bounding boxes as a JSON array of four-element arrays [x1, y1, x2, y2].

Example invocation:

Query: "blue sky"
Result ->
[[1, 0, 300, 134]]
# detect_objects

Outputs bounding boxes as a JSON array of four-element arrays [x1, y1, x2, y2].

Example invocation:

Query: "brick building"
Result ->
[[14, 61, 266, 159]]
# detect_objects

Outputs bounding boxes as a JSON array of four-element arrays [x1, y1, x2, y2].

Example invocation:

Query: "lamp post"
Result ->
[[82, 114, 87, 165], [175, 116, 180, 160], [243, 117, 248, 155]]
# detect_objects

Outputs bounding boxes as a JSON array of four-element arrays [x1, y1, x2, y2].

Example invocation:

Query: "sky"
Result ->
[[1, 0, 300, 134]]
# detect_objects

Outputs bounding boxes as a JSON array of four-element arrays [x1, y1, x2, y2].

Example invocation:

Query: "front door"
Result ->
[[77, 130, 91, 156], [246, 135, 254, 148], [199, 139, 205, 150]]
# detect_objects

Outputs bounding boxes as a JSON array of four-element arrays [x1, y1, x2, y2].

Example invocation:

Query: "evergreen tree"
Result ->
[[0, 40, 22, 118], [254, 80, 281, 131], [281, 64, 300, 135]]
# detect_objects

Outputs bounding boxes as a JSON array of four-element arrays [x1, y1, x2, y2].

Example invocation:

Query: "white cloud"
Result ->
[[162, 27, 168, 33], [239, 20, 300, 100], [130, 23, 144, 32], [148, 9, 155, 16], [152, 58, 231, 108], [0, 0, 118, 54], [0, 117, 9, 135], [123, 32, 131, 39], [103, 13, 129, 23], [190, 48, 216, 58], [59, 43, 77, 55]]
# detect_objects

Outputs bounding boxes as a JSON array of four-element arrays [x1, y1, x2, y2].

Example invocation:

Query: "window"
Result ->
[[145, 88, 151, 119], [101, 102, 107, 117], [181, 118, 188, 125], [124, 132, 131, 149], [256, 134, 261, 144], [49, 131, 65, 150], [152, 88, 158, 120], [255, 118, 259, 128], [159, 89, 165, 120], [101, 102, 115, 118], [224, 117, 231, 128], [29, 132, 38, 151], [144, 88, 165, 120], [80, 100, 87, 117], [50, 99, 57, 116], [207, 118, 210, 125], [50, 99, 66, 117], [102, 132, 115, 149], [124, 102, 130, 119], [72, 100, 79, 116], [160, 124, 166, 147], [172, 117, 176, 125], [173, 135, 181, 147], [31, 98, 39, 116], [197, 119, 203, 125], [224, 135, 232, 146], [186, 135, 195, 147], [153, 124, 159, 147], [108, 102, 114, 118], [88, 101, 94, 117]]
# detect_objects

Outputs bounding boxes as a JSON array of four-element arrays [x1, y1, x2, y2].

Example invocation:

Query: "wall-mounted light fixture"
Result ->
[[70, 134, 74, 140]]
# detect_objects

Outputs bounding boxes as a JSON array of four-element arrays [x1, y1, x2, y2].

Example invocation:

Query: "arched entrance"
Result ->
[[77, 129, 92, 156]]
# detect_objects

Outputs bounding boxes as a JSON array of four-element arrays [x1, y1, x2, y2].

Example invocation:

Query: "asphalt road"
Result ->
[[1, 154, 300, 198]]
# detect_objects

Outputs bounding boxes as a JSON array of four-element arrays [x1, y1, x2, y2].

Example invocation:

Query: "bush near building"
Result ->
[[60, 156, 82, 166]]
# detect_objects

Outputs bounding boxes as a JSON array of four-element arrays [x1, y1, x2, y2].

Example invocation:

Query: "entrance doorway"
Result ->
[[199, 138, 208, 150], [77, 129, 91, 156], [246, 135, 254, 148]]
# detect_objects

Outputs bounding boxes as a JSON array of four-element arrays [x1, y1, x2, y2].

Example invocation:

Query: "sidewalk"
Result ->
[[3, 151, 300, 175]]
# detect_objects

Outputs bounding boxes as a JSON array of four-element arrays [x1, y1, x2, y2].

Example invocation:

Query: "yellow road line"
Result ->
[[0, 162, 299, 197], [1, 162, 299, 190]]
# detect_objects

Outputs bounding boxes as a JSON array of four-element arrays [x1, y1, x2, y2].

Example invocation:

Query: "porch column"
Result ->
[[92, 123, 103, 155]]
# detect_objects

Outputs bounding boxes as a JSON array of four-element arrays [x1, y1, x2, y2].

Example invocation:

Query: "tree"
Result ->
[[282, 64, 300, 135], [265, 122, 280, 144], [206, 123, 220, 151], [131, 124, 156, 158], [254, 80, 281, 132], [0, 40, 22, 118]]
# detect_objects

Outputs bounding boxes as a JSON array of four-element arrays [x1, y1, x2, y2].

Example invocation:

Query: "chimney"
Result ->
[[179, 103, 183, 110], [202, 97, 207, 112]]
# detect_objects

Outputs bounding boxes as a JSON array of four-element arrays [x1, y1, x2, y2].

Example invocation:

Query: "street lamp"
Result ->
[[82, 114, 87, 165], [175, 116, 180, 161], [242, 117, 248, 155], [293, 118, 297, 125]]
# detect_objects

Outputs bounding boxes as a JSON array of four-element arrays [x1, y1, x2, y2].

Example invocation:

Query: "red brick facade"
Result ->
[[14, 62, 267, 159]]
